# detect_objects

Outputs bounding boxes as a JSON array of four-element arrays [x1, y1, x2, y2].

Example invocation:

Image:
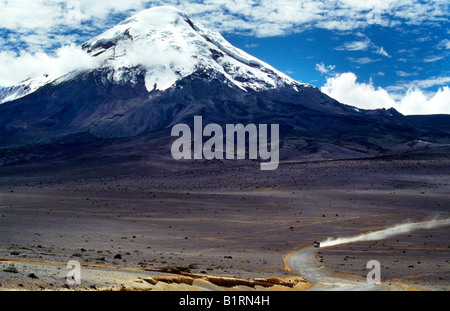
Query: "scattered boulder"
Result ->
[[3, 265, 18, 273], [27, 273, 39, 279]]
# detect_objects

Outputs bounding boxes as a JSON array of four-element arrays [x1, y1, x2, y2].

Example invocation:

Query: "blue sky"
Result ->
[[0, 0, 449, 114]]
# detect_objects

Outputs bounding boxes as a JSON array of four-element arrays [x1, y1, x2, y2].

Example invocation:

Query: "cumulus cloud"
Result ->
[[321, 72, 450, 115], [0, 45, 98, 86], [321, 72, 396, 110], [400, 87, 450, 115]]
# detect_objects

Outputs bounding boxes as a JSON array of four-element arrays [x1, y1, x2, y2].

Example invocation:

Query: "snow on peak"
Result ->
[[0, 74, 56, 104], [82, 6, 306, 92]]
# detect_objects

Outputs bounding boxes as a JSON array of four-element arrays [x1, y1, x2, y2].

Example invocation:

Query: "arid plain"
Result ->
[[0, 147, 449, 291]]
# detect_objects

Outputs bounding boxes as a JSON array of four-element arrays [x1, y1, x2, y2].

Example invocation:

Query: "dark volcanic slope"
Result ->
[[1, 67, 450, 166]]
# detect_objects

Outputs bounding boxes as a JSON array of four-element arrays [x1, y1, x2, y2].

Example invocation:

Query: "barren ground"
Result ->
[[0, 149, 449, 290]]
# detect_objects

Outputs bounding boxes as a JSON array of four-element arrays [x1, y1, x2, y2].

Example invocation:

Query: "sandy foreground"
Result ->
[[0, 150, 449, 291]]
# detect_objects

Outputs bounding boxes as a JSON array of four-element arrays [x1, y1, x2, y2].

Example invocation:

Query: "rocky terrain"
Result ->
[[1, 148, 449, 290]]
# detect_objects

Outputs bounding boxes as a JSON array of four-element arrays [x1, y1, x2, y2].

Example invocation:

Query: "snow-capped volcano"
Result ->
[[0, 6, 306, 105], [82, 6, 305, 92], [1, 6, 449, 161]]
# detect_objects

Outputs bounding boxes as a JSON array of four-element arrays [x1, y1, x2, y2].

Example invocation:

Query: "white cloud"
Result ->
[[340, 0, 398, 11], [437, 39, 450, 49], [348, 57, 380, 64], [321, 72, 396, 110], [395, 76, 450, 90], [315, 62, 335, 75], [0, 0, 147, 31], [321, 72, 450, 115], [335, 39, 371, 51], [0, 45, 98, 86], [400, 87, 450, 115], [336, 37, 391, 58], [375, 46, 390, 57], [0, 0, 68, 31], [423, 55, 444, 63], [395, 71, 417, 77]]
